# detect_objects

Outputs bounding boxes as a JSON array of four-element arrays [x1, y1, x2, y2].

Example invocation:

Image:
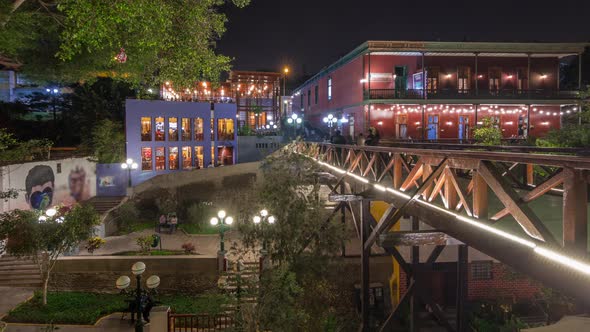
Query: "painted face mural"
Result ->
[[68, 167, 87, 202], [25, 165, 55, 210]]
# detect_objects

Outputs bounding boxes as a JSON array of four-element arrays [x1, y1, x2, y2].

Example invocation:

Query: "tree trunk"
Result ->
[[42, 274, 49, 305]]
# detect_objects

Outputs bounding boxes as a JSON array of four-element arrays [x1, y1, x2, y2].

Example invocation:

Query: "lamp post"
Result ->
[[45, 88, 59, 124], [210, 210, 234, 271], [282, 67, 289, 119], [323, 114, 336, 137], [287, 113, 302, 138], [116, 262, 160, 332], [121, 158, 139, 188], [252, 209, 276, 270]]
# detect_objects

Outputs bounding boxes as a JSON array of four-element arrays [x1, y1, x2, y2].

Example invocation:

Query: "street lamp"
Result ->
[[282, 67, 289, 118], [121, 158, 139, 188], [287, 113, 302, 138], [323, 114, 337, 136], [45, 88, 60, 123], [253, 209, 276, 270], [210, 210, 234, 252], [116, 261, 160, 332]]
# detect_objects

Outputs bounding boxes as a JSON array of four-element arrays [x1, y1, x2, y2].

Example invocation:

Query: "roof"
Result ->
[[229, 70, 282, 84], [293, 40, 589, 93]]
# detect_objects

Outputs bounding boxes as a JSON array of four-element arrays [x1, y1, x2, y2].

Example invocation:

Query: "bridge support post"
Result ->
[[473, 172, 488, 219], [410, 216, 420, 332], [456, 245, 468, 332], [562, 168, 588, 254], [360, 199, 371, 331]]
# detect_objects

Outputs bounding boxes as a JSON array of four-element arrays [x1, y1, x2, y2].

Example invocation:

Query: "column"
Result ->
[[527, 53, 532, 98], [422, 52, 426, 99], [474, 53, 479, 96], [456, 245, 468, 332], [360, 199, 371, 331], [563, 168, 588, 254], [473, 172, 488, 219]]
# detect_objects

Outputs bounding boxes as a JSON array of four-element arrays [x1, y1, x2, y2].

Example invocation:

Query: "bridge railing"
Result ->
[[293, 141, 590, 252]]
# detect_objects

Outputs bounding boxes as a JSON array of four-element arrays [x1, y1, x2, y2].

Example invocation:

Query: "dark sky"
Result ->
[[217, 0, 590, 82]]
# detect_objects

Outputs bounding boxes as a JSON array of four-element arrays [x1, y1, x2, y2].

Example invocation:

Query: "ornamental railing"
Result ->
[[366, 88, 580, 100]]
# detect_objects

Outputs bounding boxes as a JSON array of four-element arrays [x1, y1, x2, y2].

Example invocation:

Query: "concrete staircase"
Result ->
[[217, 260, 260, 327], [84, 196, 126, 214], [0, 255, 42, 288]]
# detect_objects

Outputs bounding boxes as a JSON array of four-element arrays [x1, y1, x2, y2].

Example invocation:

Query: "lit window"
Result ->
[[169, 147, 178, 170], [155, 147, 165, 171], [141, 117, 151, 141], [169, 117, 178, 141], [328, 77, 332, 101], [471, 261, 493, 280], [217, 118, 235, 141], [195, 146, 204, 169], [155, 117, 165, 141], [181, 118, 191, 141], [458, 66, 470, 93], [218, 146, 234, 166], [182, 146, 192, 170], [194, 118, 204, 141], [141, 147, 152, 171]]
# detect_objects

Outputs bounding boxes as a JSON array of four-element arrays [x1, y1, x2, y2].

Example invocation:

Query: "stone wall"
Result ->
[[50, 256, 218, 294], [237, 136, 283, 163]]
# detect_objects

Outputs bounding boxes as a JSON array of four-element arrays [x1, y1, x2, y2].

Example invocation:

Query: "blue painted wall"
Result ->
[[125, 99, 238, 186], [96, 163, 127, 196]]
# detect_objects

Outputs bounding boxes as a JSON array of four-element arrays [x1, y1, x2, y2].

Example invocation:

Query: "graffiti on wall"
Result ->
[[1, 158, 96, 212]]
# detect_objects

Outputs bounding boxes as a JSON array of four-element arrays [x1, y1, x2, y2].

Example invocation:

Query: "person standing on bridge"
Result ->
[[365, 127, 380, 146]]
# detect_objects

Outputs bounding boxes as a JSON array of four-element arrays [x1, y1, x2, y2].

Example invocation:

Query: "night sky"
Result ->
[[217, 0, 590, 85]]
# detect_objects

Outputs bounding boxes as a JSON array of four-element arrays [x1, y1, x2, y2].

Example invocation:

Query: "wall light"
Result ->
[[477, 74, 483, 79], [446, 121, 453, 126], [541, 121, 550, 126], [505, 121, 514, 125], [540, 74, 548, 79], [415, 121, 421, 125], [377, 121, 383, 126], [445, 74, 452, 79], [507, 75, 513, 79]]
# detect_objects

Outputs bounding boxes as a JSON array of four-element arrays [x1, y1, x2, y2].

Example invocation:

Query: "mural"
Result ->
[[0, 158, 96, 213]]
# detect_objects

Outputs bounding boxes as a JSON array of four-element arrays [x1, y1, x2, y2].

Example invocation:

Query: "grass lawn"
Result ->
[[179, 223, 218, 235], [4, 291, 229, 325]]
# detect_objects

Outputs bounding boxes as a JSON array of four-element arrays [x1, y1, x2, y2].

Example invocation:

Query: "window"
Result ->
[[181, 118, 191, 141], [195, 146, 204, 168], [328, 78, 332, 100], [300, 93, 304, 110], [141, 147, 152, 171], [194, 118, 204, 141], [141, 117, 152, 141], [169, 147, 179, 170], [218, 146, 234, 165], [314, 85, 319, 104], [489, 68, 501, 93], [155, 117, 165, 141], [471, 261, 493, 280], [217, 118, 235, 141], [307, 89, 311, 106], [155, 147, 165, 171], [458, 66, 471, 93], [182, 146, 192, 170], [427, 67, 439, 93], [169, 117, 178, 141]]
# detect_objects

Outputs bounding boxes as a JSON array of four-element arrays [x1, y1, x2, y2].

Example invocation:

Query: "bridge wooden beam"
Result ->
[[472, 172, 488, 219], [563, 168, 588, 253], [478, 161, 556, 244], [491, 170, 565, 221], [378, 231, 448, 247]]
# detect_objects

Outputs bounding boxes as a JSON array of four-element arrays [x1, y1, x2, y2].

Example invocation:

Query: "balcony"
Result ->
[[366, 88, 580, 101]]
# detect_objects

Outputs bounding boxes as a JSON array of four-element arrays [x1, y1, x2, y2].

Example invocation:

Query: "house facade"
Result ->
[[125, 99, 237, 185], [292, 41, 587, 141]]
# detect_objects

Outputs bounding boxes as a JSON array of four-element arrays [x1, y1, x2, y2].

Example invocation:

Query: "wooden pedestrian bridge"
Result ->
[[292, 141, 590, 331]]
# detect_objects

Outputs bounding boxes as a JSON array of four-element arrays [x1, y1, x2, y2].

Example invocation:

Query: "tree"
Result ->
[[474, 117, 502, 146], [1, 0, 251, 86], [0, 204, 101, 305], [89, 119, 125, 163]]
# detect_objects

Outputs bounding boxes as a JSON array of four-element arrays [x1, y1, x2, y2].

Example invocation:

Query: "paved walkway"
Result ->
[[0, 287, 33, 317], [4, 314, 154, 332]]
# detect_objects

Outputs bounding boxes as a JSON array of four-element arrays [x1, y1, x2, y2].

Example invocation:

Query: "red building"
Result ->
[[292, 41, 587, 141]]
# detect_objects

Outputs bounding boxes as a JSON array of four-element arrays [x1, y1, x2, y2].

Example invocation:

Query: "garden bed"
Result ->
[[179, 223, 218, 235], [111, 250, 200, 256], [3, 291, 228, 325]]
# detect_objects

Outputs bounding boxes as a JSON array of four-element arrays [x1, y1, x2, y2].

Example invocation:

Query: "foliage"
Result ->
[[178, 223, 218, 235], [1, 0, 251, 86], [238, 124, 254, 136], [536, 124, 590, 148], [0, 204, 101, 305], [0, 130, 53, 162], [185, 202, 212, 233], [0, 188, 20, 202], [88, 119, 125, 163], [155, 191, 177, 215], [114, 201, 140, 229], [4, 291, 229, 325], [85, 236, 105, 253], [135, 235, 153, 254], [538, 287, 577, 321], [474, 118, 502, 146], [181, 242, 196, 254], [0, 128, 18, 151], [470, 300, 530, 332]]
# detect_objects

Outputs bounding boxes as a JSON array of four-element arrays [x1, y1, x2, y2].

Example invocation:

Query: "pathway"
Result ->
[[3, 314, 153, 332]]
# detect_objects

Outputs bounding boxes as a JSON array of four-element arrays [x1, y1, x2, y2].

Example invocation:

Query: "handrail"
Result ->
[[306, 142, 590, 169]]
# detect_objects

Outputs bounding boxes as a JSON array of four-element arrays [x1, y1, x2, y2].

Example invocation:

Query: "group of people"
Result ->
[[157, 213, 178, 233], [329, 127, 380, 146]]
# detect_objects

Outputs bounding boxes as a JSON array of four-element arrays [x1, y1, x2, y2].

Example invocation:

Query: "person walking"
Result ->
[[357, 133, 366, 146]]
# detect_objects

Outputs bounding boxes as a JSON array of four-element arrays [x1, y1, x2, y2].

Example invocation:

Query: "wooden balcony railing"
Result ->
[[366, 88, 580, 100]]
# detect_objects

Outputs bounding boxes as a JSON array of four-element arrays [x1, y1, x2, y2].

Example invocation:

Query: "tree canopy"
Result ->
[[0, 0, 250, 86]]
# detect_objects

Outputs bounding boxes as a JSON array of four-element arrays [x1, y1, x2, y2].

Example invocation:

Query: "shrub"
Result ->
[[155, 192, 177, 215], [185, 203, 211, 232], [136, 235, 153, 254], [115, 201, 140, 232], [85, 237, 106, 253], [474, 118, 502, 145], [181, 242, 195, 254], [536, 124, 590, 148]]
